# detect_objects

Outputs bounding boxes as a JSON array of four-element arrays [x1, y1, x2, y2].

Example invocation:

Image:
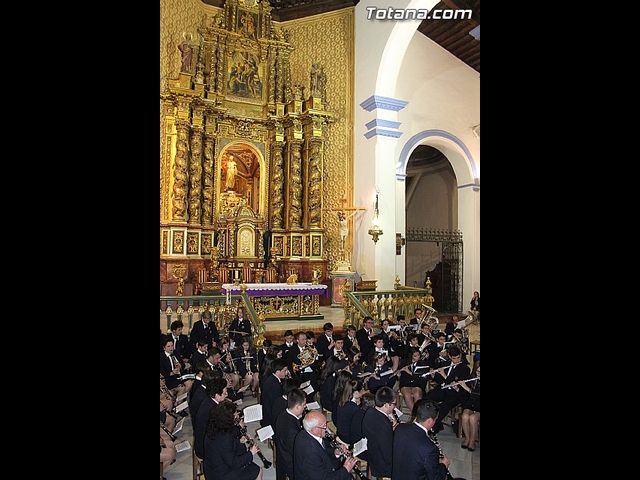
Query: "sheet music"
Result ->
[[300, 380, 311, 389], [394, 407, 404, 419], [174, 440, 191, 453], [303, 384, 315, 394], [172, 417, 185, 434], [306, 401, 321, 410], [175, 392, 188, 403], [257, 425, 274, 441], [174, 401, 189, 413], [237, 384, 251, 393], [353, 437, 368, 457], [243, 404, 263, 423]]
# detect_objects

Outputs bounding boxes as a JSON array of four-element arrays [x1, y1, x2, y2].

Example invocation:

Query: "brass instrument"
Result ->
[[421, 304, 439, 330], [293, 346, 318, 373], [324, 428, 367, 480], [452, 335, 469, 355], [418, 334, 433, 359]]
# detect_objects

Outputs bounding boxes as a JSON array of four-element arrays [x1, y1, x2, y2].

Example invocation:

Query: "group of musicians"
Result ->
[[161, 308, 479, 480]]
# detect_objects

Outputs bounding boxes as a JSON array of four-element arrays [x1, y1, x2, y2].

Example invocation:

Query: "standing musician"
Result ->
[[293, 410, 358, 480], [315, 322, 336, 360], [235, 338, 260, 396], [260, 358, 289, 428], [228, 306, 252, 349], [203, 399, 263, 480], [392, 399, 466, 480], [409, 307, 425, 327], [398, 346, 429, 414], [424, 346, 471, 433], [189, 309, 220, 350], [343, 325, 358, 352], [194, 375, 229, 461], [361, 386, 397, 479], [287, 331, 319, 402], [355, 316, 376, 362], [274, 387, 306, 480]]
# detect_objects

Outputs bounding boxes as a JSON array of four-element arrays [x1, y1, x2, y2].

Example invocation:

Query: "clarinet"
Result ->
[[428, 429, 455, 480], [324, 428, 367, 480], [235, 421, 272, 469], [160, 421, 177, 442]]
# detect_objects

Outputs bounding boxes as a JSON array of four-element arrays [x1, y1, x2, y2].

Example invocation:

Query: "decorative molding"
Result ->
[[359, 95, 408, 112]]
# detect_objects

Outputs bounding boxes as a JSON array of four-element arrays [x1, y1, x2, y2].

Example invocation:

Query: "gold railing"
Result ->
[[160, 293, 267, 347], [342, 286, 433, 329]]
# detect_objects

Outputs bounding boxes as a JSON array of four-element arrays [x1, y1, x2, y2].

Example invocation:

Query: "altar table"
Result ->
[[222, 283, 328, 320]]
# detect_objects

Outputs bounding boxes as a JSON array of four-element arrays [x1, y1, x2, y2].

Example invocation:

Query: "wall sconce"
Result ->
[[368, 187, 383, 244]]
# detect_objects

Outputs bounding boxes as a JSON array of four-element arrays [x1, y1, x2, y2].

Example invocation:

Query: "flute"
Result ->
[[442, 376, 480, 389], [324, 428, 367, 480]]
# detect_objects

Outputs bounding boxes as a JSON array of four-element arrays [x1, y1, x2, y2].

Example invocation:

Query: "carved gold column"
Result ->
[[306, 137, 323, 229], [202, 135, 215, 226], [287, 139, 304, 230], [270, 139, 285, 230], [188, 107, 204, 225], [172, 120, 190, 222]]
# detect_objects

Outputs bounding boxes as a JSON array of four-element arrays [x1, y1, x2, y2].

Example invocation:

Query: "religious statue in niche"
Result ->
[[177, 32, 195, 74]]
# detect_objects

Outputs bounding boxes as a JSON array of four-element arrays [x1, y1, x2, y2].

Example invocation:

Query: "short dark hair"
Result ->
[[414, 399, 439, 423], [287, 388, 306, 409], [273, 358, 288, 373], [284, 330, 294, 336], [374, 386, 396, 407], [333, 333, 344, 342], [323, 322, 334, 331], [447, 345, 462, 357]]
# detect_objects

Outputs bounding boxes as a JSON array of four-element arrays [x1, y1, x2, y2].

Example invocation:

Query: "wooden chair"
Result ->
[[193, 452, 204, 480]]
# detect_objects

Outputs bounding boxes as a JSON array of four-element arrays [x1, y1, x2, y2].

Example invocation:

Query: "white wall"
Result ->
[[353, 0, 480, 300]]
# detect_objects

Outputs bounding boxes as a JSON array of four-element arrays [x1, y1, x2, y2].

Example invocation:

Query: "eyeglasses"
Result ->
[[316, 423, 327, 430]]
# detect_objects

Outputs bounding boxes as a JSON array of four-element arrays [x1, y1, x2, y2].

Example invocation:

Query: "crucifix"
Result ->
[[324, 197, 366, 260]]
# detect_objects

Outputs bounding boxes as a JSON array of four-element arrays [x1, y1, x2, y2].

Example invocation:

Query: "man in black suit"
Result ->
[[342, 325, 357, 352], [260, 358, 289, 428], [361, 386, 396, 479], [169, 320, 192, 368], [189, 339, 208, 373], [293, 410, 358, 480], [315, 322, 336, 360], [193, 376, 228, 460], [189, 310, 220, 351], [274, 387, 306, 480], [228, 306, 252, 348], [392, 399, 462, 480], [424, 346, 471, 433], [287, 331, 318, 403], [355, 316, 375, 362], [280, 330, 295, 359], [408, 307, 425, 326]]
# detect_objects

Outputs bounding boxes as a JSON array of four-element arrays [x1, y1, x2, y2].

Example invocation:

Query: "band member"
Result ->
[[335, 379, 364, 446], [194, 375, 229, 460], [260, 358, 289, 428], [293, 410, 358, 480], [343, 325, 358, 352], [287, 331, 318, 402], [361, 386, 396, 478], [363, 351, 396, 394], [424, 346, 471, 433], [315, 322, 336, 359], [392, 399, 457, 480], [355, 316, 376, 362], [160, 335, 194, 396], [229, 306, 252, 348], [203, 399, 263, 480], [398, 347, 429, 414], [409, 307, 425, 326], [459, 360, 480, 451], [235, 338, 260, 396], [189, 309, 220, 350], [274, 387, 306, 480], [170, 319, 192, 369]]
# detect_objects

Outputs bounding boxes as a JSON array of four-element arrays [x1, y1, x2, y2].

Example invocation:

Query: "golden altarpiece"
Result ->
[[160, 0, 334, 297]]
